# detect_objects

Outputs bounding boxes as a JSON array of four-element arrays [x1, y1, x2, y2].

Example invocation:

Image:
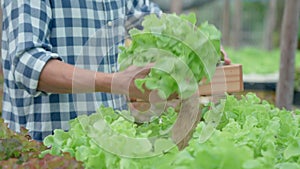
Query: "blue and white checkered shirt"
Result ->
[[1, 0, 161, 141]]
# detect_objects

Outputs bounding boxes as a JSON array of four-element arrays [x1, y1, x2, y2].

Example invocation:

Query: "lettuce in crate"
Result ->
[[118, 13, 222, 99]]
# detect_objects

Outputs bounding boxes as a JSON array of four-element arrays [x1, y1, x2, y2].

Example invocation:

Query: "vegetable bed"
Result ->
[[227, 47, 300, 105], [225, 47, 300, 75], [1, 93, 300, 169]]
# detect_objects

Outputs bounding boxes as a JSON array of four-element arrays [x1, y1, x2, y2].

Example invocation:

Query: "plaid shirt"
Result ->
[[1, 0, 161, 141]]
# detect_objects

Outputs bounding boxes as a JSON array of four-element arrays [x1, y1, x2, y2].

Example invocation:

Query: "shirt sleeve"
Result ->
[[125, 0, 162, 31], [2, 0, 62, 96]]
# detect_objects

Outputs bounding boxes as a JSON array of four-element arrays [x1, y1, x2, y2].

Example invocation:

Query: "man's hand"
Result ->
[[112, 64, 174, 103], [221, 46, 231, 65]]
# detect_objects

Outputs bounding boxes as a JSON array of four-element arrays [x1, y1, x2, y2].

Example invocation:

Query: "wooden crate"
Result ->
[[199, 64, 244, 96], [130, 64, 244, 103]]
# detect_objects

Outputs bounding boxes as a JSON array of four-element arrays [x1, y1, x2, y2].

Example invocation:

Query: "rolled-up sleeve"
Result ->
[[3, 0, 61, 96], [125, 0, 162, 30]]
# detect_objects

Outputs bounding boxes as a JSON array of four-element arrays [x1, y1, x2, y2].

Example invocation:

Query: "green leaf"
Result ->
[[284, 139, 300, 159], [134, 79, 146, 93], [275, 163, 300, 169], [154, 138, 175, 154], [180, 13, 197, 25], [75, 146, 90, 162]]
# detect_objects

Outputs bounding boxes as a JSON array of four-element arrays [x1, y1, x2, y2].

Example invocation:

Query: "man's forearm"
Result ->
[[38, 59, 160, 102], [38, 59, 114, 94]]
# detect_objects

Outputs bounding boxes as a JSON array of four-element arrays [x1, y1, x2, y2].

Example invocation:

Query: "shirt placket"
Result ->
[[102, 0, 127, 109], [102, 0, 117, 74]]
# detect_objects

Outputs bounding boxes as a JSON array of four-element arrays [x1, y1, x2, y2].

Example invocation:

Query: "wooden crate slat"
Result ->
[[199, 64, 243, 95]]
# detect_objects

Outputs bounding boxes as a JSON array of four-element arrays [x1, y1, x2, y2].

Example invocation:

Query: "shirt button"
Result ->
[[111, 66, 116, 72], [107, 21, 113, 27]]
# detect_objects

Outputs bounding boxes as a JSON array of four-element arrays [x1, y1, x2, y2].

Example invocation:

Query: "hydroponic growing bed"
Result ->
[[1, 93, 300, 169], [226, 47, 300, 105]]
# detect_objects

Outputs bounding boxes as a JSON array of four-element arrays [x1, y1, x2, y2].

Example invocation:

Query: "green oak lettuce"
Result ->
[[42, 93, 300, 169], [118, 13, 221, 99]]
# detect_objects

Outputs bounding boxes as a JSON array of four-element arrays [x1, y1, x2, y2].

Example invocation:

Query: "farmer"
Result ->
[[1, 0, 230, 141], [1, 0, 162, 141]]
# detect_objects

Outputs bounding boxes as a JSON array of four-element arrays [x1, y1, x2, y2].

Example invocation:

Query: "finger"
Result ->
[[224, 57, 231, 65]]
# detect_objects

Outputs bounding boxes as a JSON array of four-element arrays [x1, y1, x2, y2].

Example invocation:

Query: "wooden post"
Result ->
[[276, 0, 300, 110], [232, 0, 242, 49], [170, 0, 183, 14], [263, 0, 277, 50], [222, 0, 231, 46]]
